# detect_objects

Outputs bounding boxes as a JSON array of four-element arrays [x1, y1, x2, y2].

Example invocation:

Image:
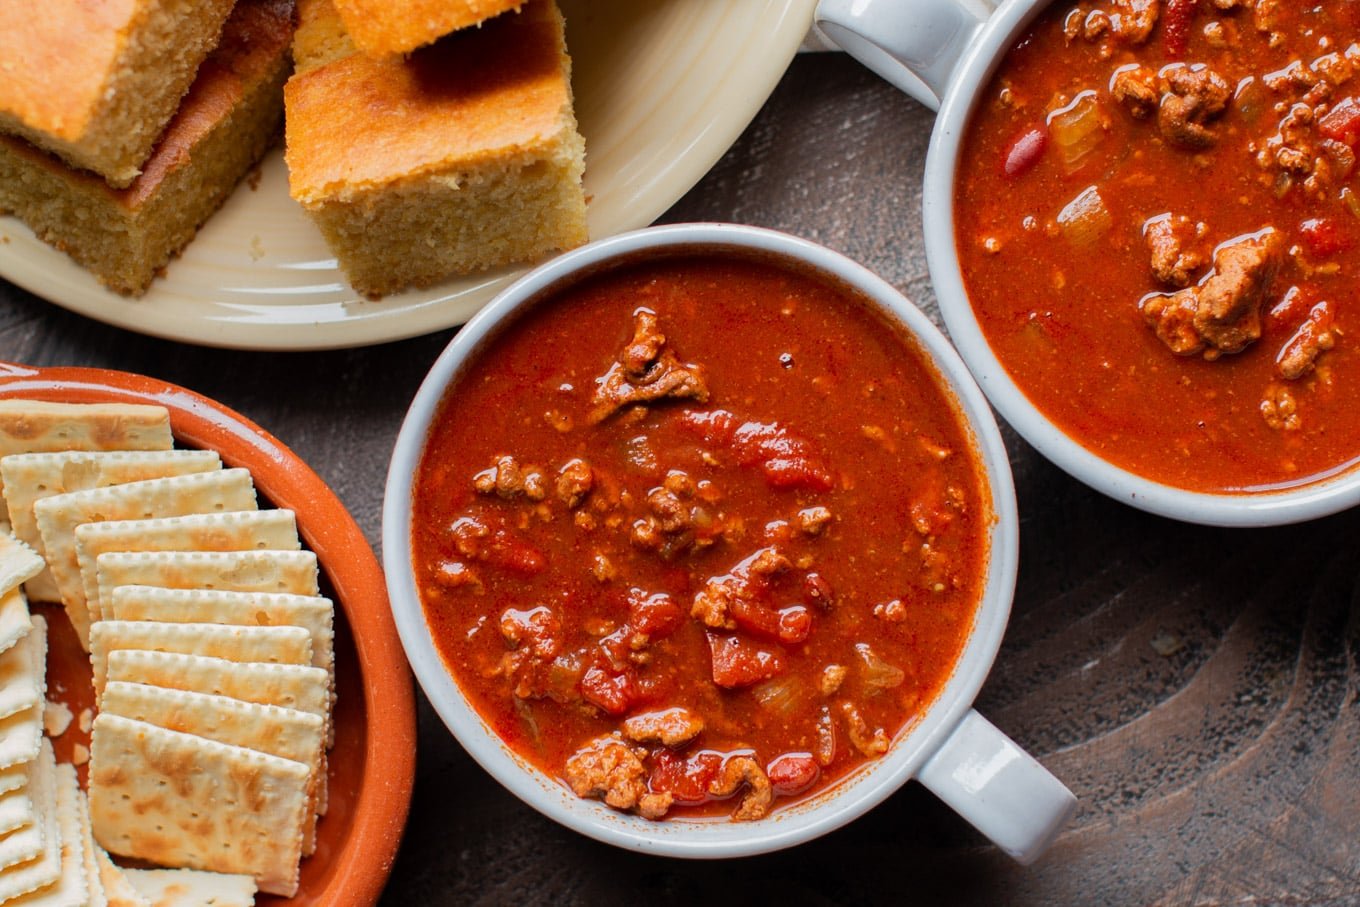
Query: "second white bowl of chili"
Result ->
[[825, 0, 1360, 524], [383, 223, 1075, 860]]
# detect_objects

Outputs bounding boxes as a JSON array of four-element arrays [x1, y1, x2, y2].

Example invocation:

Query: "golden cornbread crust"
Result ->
[[0, 0, 297, 296], [284, 0, 587, 297], [333, 0, 525, 56], [0, 0, 238, 188]]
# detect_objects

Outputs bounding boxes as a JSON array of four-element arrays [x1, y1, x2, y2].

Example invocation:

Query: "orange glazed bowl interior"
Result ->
[[0, 359, 417, 907]]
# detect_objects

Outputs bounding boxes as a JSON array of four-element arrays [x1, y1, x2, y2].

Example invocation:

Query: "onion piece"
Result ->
[[1343, 188, 1360, 222], [855, 643, 904, 693], [1047, 91, 1105, 173], [752, 674, 807, 717], [1057, 186, 1114, 246]]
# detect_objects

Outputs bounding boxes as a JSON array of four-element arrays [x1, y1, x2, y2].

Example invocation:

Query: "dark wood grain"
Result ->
[[2, 52, 1357, 906]]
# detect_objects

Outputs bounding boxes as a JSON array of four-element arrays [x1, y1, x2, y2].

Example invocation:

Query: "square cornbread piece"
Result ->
[[284, 0, 587, 297], [0, 0, 236, 188], [0, 0, 296, 296], [332, 0, 524, 56]]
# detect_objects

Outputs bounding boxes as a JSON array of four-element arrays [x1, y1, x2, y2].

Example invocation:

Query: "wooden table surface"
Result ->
[[3, 52, 1359, 907]]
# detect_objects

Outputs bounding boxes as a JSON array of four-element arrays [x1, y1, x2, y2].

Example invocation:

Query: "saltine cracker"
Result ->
[[33, 469, 257, 646], [89, 622, 312, 703], [103, 651, 329, 718], [5, 763, 88, 907], [94, 550, 319, 607], [2, 450, 221, 603], [75, 509, 299, 625], [0, 401, 174, 524], [89, 715, 309, 896]]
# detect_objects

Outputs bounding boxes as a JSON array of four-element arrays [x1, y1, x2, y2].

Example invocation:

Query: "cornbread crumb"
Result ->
[[284, 0, 587, 297], [44, 700, 73, 738]]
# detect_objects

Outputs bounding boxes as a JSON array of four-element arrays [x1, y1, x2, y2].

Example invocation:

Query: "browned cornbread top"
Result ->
[[0, 0, 137, 144], [0, 0, 238, 186], [286, 0, 571, 206], [332, 0, 524, 56], [2, 0, 296, 211]]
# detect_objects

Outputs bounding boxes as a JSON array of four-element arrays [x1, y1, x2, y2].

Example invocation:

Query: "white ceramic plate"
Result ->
[[0, 0, 816, 350]]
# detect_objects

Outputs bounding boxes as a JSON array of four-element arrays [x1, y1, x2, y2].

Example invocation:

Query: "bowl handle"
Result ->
[[814, 0, 993, 111], [916, 709, 1076, 864]]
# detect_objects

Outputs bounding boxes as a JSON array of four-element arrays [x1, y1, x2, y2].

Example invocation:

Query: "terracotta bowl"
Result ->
[[0, 360, 416, 906]]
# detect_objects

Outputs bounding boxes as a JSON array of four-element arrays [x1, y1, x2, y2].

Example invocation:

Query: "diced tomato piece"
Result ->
[[1001, 127, 1047, 180], [481, 529, 546, 574], [776, 606, 812, 645], [909, 474, 953, 537], [728, 598, 783, 640], [707, 633, 784, 689], [767, 752, 820, 796], [680, 410, 833, 491], [579, 665, 635, 715], [627, 589, 683, 639], [727, 601, 812, 645], [1162, 0, 1197, 58], [1300, 218, 1353, 257], [597, 628, 633, 672], [649, 750, 723, 805], [1267, 287, 1310, 332], [1319, 97, 1360, 147]]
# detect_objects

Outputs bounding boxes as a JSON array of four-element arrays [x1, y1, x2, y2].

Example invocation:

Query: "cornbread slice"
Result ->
[[0, 0, 297, 296], [0, 0, 236, 187], [284, 0, 587, 297], [332, 0, 525, 55]]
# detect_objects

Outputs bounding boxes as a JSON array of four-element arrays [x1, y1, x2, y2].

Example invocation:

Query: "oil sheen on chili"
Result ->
[[411, 255, 990, 821], [956, 0, 1360, 492]]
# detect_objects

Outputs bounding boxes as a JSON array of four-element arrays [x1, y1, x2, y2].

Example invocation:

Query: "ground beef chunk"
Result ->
[[1065, 0, 1159, 45], [1158, 65, 1232, 147], [590, 309, 709, 423], [499, 606, 561, 699], [1253, 0, 1283, 35], [820, 664, 847, 696], [1257, 103, 1357, 200], [1142, 230, 1284, 359], [708, 755, 774, 821], [621, 707, 705, 747], [691, 547, 791, 630], [1276, 300, 1336, 380], [1112, 0, 1159, 42], [1111, 65, 1159, 118], [795, 506, 832, 535], [564, 734, 673, 819], [1145, 214, 1209, 286], [554, 458, 593, 508], [1260, 383, 1300, 431], [1263, 54, 1357, 106], [841, 702, 890, 757], [630, 470, 723, 559], [448, 515, 547, 575], [473, 455, 548, 501]]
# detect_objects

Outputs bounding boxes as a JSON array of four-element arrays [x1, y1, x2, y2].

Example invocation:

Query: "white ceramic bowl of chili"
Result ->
[[383, 223, 1075, 861], [817, 0, 1360, 526]]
